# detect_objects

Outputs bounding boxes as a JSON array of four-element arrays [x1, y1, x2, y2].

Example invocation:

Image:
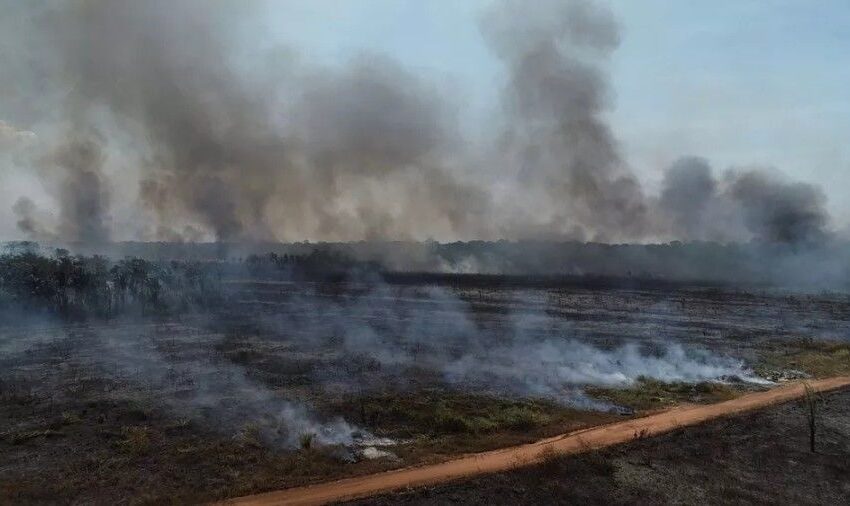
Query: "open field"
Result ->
[[2, 279, 850, 504]]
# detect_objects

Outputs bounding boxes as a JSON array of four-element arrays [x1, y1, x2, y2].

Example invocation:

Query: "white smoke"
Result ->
[[252, 281, 764, 407], [78, 321, 364, 449]]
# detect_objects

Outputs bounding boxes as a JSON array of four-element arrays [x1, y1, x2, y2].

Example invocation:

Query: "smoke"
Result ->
[[0, 0, 494, 243], [482, 0, 648, 241], [659, 157, 720, 240], [5, 125, 111, 243], [660, 157, 830, 245], [727, 170, 829, 244], [48, 133, 112, 243], [59, 321, 362, 449], [443, 342, 758, 405], [0, 0, 837, 465], [253, 282, 763, 406], [0, 120, 36, 150], [12, 197, 53, 242], [0, 253, 772, 454], [0, 0, 835, 247], [441, 308, 767, 400]]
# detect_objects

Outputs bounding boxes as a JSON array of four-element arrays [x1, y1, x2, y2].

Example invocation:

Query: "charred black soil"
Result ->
[[2, 278, 849, 504]]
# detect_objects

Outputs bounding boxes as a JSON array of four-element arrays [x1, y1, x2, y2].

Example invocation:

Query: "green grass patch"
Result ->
[[587, 377, 740, 412], [331, 392, 563, 436]]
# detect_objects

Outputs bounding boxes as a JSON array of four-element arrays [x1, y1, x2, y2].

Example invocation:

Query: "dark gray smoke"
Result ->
[[12, 197, 43, 240], [49, 133, 112, 243], [660, 157, 830, 245], [482, 0, 648, 241], [0, 0, 836, 246], [728, 170, 828, 244], [11, 196, 59, 243], [9, 130, 111, 243], [4, 0, 493, 243], [659, 157, 718, 239]]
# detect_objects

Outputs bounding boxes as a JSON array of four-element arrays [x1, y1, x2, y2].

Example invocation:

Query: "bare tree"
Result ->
[[802, 382, 820, 453]]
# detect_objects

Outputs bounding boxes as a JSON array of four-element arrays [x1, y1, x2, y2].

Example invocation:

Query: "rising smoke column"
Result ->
[[482, 0, 649, 241], [8, 130, 111, 244], [0, 0, 836, 246], [3, 0, 495, 243], [49, 133, 112, 243]]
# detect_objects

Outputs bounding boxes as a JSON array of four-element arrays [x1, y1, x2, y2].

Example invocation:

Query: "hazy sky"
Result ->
[[260, 0, 850, 226], [1, 0, 848, 240]]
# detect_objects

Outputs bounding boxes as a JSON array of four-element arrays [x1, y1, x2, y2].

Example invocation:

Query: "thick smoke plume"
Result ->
[[660, 157, 830, 244], [12, 197, 52, 242], [0, 0, 835, 245], [50, 133, 112, 243], [483, 0, 648, 241], [9, 132, 111, 243], [3, 0, 493, 242]]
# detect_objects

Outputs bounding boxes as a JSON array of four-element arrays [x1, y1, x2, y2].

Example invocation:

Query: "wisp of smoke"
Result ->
[[254, 281, 763, 408], [84, 322, 363, 449]]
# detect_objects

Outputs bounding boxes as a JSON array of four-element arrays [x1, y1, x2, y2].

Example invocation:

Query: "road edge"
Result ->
[[218, 377, 850, 506]]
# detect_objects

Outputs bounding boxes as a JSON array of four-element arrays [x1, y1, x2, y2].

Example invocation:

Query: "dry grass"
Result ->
[[328, 391, 613, 438], [119, 426, 152, 456], [757, 338, 850, 378], [586, 377, 742, 412]]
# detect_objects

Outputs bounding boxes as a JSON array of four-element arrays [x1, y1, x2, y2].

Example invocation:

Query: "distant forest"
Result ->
[[1, 240, 849, 318], [6, 239, 849, 289]]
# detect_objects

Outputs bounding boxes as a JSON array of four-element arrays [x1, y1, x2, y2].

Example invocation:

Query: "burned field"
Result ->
[[354, 387, 850, 506], [3, 0, 850, 503], [2, 259, 850, 504]]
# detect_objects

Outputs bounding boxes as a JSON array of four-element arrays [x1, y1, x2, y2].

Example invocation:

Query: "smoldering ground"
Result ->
[[0, 0, 837, 247], [0, 0, 840, 463], [1, 319, 364, 450], [243, 282, 763, 398], [1, 274, 766, 453]]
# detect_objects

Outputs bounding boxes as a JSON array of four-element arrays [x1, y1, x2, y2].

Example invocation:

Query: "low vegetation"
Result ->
[[757, 338, 850, 378], [333, 392, 588, 437], [586, 377, 742, 412]]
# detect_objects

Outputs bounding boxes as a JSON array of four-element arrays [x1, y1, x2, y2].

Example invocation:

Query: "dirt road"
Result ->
[[221, 377, 850, 506]]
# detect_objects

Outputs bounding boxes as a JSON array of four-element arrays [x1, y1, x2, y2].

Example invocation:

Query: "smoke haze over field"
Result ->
[[4, 1, 849, 479], [0, 0, 838, 246]]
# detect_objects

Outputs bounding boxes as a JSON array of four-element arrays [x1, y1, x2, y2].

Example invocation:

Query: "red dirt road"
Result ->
[[220, 377, 850, 506]]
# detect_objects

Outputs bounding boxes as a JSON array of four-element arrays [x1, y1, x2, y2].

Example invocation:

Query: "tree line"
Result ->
[[0, 247, 224, 319]]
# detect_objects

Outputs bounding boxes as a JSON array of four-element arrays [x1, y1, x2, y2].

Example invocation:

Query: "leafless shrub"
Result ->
[[802, 382, 821, 453]]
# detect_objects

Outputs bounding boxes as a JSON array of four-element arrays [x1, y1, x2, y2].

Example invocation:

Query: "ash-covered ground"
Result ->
[[2, 274, 850, 503], [3, 0, 850, 503]]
